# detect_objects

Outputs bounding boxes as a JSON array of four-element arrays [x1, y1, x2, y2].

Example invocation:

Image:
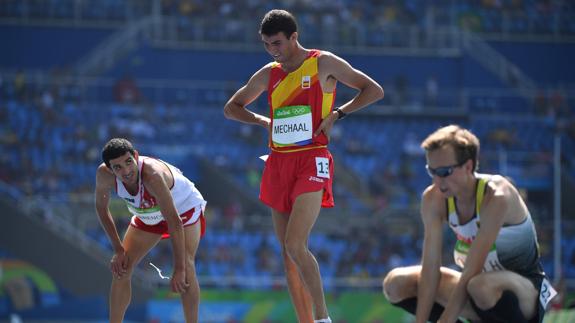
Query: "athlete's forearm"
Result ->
[[166, 219, 186, 272], [416, 264, 440, 323], [224, 101, 269, 127], [440, 282, 468, 322], [337, 83, 384, 115], [95, 208, 124, 253]]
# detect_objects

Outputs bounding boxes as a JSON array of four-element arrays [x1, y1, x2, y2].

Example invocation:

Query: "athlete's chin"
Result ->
[[122, 174, 137, 185], [439, 188, 452, 197]]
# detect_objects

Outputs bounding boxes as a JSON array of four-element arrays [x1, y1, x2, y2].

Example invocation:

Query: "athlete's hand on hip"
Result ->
[[259, 116, 271, 129], [314, 111, 338, 139], [110, 251, 128, 279], [171, 269, 189, 294]]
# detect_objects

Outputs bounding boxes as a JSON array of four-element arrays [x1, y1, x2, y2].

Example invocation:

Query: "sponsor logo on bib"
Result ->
[[272, 105, 313, 147]]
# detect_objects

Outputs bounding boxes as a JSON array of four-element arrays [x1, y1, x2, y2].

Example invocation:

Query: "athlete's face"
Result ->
[[426, 145, 471, 198], [109, 151, 139, 186], [261, 32, 297, 63]]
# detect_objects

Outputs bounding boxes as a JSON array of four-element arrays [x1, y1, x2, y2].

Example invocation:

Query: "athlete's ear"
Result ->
[[464, 159, 473, 173], [134, 150, 139, 160], [290, 31, 298, 42]]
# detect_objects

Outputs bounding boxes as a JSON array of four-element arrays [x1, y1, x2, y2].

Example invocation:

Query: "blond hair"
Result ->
[[421, 125, 480, 171]]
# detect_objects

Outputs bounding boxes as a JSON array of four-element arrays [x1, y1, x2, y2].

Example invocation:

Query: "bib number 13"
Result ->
[[315, 157, 330, 179]]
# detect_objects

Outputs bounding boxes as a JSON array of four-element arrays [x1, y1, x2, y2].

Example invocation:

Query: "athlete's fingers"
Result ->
[[314, 121, 328, 137], [120, 255, 129, 273]]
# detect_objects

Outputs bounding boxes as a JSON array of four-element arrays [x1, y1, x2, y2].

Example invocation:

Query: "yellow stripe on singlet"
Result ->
[[476, 178, 487, 215], [447, 178, 487, 218]]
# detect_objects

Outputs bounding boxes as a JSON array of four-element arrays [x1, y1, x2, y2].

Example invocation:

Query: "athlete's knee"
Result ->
[[284, 238, 308, 264], [467, 275, 495, 309], [111, 269, 135, 282], [185, 259, 196, 273], [383, 268, 415, 303], [470, 289, 528, 323]]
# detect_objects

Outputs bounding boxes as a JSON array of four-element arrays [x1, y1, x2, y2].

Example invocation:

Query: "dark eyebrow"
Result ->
[[263, 39, 281, 45]]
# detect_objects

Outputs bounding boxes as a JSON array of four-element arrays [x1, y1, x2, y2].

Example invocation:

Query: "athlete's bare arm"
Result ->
[[95, 164, 128, 278], [223, 64, 272, 128], [314, 52, 384, 137], [142, 161, 189, 294], [416, 185, 445, 323], [439, 183, 508, 322]]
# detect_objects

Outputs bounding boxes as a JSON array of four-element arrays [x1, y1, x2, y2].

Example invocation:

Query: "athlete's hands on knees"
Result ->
[[171, 269, 189, 294], [110, 251, 129, 279]]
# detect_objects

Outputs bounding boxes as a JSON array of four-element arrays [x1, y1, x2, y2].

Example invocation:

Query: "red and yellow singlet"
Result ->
[[267, 50, 335, 153]]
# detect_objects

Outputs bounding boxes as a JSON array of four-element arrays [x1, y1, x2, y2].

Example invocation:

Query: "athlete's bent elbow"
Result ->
[[223, 103, 237, 120], [375, 84, 385, 101]]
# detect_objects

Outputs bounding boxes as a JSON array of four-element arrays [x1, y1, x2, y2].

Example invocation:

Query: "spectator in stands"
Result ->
[[95, 138, 207, 323], [113, 74, 141, 104], [383, 125, 556, 323], [224, 9, 384, 323]]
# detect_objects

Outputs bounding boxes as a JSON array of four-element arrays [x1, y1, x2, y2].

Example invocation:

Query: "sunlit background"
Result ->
[[1, 0, 574, 322]]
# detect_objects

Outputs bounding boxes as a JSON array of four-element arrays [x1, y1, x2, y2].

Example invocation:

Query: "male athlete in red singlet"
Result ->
[[224, 9, 384, 323]]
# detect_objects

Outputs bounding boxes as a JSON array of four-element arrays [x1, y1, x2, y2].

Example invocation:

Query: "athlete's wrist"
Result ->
[[334, 107, 347, 120]]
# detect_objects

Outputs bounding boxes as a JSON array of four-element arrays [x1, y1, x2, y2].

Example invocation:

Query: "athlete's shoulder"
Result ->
[[480, 173, 513, 199], [141, 157, 165, 174], [248, 63, 274, 86], [142, 157, 173, 185], [421, 184, 446, 217], [317, 50, 340, 63], [96, 162, 113, 177], [96, 163, 115, 188], [477, 173, 517, 220], [260, 62, 278, 73]]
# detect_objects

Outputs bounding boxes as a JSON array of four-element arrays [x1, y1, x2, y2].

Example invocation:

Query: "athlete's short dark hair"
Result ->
[[102, 138, 136, 168], [260, 9, 298, 38]]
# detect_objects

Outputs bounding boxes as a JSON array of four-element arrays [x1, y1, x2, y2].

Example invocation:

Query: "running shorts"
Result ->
[[260, 147, 334, 214], [130, 205, 206, 239]]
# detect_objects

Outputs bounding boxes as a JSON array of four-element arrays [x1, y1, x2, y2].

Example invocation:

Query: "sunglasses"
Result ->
[[426, 160, 466, 178]]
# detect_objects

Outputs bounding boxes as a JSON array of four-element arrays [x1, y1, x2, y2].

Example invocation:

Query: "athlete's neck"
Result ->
[[281, 46, 309, 73], [123, 169, 140, 195], [455, 176, 478, 207]]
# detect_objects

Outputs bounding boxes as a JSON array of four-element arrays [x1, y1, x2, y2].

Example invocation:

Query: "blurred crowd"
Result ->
[[1, 0, 575, 37], [1, 0, 575, 308]]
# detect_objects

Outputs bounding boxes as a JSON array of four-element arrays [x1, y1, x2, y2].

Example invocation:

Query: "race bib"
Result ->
[[454, 240, 504, 271], [137, 212, 164, 225], [539, 278, 557, 309], [127, 203, 164, 225], [272, 105, 313, 146], [315, 157, 330, 179]]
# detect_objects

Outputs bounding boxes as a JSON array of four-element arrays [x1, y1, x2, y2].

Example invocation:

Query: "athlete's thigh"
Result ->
[[473, 270, 539, 318], [183, 222, 201, 259], [434, 267, 462, 304], [385, 266, 462, 304], [384, 265, 422, 300], [285, 190, 323, 241], [434, 267, 480, 320], [122, 225, 162, 269]]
